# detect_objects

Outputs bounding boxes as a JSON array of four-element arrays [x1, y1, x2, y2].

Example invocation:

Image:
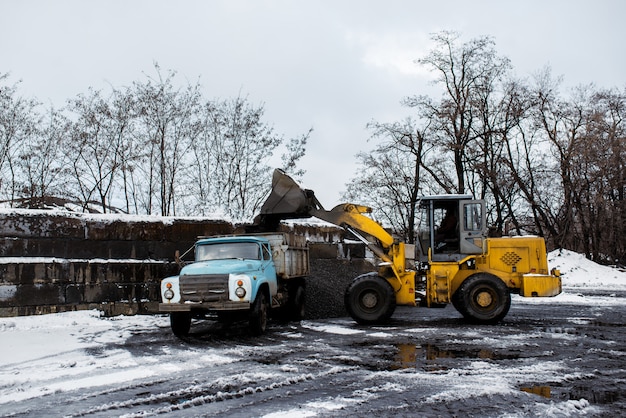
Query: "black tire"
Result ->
[[170, 312, 191, 337], [451, 287, 463, 312], [453, 273, 511, 324], [344, 273, 396, 325], [289, 284, 306, 321], [249, 289, 269, 336]]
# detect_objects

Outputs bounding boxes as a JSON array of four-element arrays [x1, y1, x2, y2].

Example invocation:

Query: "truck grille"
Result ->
[[179, 274, 229, 303]]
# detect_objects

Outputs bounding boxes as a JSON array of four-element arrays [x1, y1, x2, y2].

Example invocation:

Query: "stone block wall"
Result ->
[[0, 209, 374, 318]]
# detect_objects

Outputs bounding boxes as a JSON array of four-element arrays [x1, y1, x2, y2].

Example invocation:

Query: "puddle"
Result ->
[[520, 385, 621, 405], [391, 343, 519, 370], [568, 386, 621, 404], [350, 341, 522, 372]]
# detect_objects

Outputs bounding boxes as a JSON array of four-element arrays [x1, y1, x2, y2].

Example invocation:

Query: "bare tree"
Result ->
[[594, 87, 626, 263], [185, 100, 219, 216], [344, 117, 433, 243], [281, 128, 311, 180], [469, 77, 536, 234], [17, 106, 69, 206], [405, 31, 511, 194], [564, 86, 625, 263], [133, 64, 202, 216], [66, 88, 130, 212], [185, 99, 310, 219], [209, 96, 286, 220], [0, 73, 40, 204]]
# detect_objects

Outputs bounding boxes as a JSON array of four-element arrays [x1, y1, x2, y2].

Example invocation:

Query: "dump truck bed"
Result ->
[[258, 233, 309, 279]]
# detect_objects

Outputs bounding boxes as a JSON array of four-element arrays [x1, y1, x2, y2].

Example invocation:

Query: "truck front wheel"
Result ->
[[344, 274, 396, 325], [249, 290, 269, 336], [453, 273, 511, 324], [170, 312, 191, 337]]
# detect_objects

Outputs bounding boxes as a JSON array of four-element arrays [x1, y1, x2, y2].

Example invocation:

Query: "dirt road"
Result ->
[[2, 290, 625, 417]]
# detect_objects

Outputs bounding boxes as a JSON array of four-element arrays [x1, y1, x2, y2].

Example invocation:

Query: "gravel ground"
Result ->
[[1, 288, 624, 417]]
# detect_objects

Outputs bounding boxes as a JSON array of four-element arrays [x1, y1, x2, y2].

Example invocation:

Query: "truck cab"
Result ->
[[159, 233, 308, 337]]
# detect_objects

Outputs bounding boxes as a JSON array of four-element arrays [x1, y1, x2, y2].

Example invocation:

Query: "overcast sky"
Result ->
[[2, 0, 624, 207]]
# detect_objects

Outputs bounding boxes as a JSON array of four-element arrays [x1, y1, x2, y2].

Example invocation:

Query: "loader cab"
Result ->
[[417, 195, 486, 262]]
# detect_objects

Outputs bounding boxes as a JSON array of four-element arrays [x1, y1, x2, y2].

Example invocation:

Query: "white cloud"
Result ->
[[344, 30, 434, 78]]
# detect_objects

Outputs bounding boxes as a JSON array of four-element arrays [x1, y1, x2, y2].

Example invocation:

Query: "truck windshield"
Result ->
[[196, 242, 261, 261]]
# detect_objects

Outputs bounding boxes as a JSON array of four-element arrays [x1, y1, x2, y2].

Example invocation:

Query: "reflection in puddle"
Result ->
[[520, 385, 620, 404], [568, 386, 620, 404], [521, 385, 551, 398], [390, 344, 620, 406], [392, 343, 509, 370]]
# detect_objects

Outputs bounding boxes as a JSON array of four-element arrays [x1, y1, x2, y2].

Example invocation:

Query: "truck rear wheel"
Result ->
[[170, 312, 191, 337], [453, 273, 511, 324], [249, 290, 269, 336], [344, 273, 396, 325], [289, 284, 306, 321]]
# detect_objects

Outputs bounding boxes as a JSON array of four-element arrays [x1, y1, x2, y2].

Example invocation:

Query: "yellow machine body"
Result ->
[[256, 169, 562, 324], [422, 236, 561, 306]]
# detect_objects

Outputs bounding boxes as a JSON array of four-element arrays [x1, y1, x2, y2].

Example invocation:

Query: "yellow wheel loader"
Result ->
[[253, 169, 561, 325]]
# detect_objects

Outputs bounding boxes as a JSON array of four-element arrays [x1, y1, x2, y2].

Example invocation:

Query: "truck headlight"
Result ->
[[235, 286, 246, 298], [229, 274, 251, 302], [164, 282, 175, 300]]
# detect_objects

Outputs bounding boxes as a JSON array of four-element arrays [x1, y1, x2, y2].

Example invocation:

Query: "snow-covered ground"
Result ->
[[0, 249, 624, 416]]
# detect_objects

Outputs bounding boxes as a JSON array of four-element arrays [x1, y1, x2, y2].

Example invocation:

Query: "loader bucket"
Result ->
[[248, 169, 322, 231], [260, 169, 315, 215]]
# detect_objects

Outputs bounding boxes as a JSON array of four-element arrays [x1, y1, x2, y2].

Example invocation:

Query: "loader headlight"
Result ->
[[164, 282, 175, 300], [235, 286, 246, 298]]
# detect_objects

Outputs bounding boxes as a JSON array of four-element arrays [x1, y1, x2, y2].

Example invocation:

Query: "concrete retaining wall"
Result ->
[[0, 209, 374, 318]]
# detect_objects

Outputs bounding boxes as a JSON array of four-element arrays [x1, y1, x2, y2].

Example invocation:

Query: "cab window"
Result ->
[[463, 203, 482, 231], [261, 243, 271, 260]]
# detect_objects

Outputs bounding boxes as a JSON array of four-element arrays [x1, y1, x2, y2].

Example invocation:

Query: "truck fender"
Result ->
[[160, 276, 181, 304], [250, 276, 276, 303]]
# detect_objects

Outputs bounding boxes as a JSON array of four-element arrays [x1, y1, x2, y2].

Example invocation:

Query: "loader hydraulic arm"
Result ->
[[310, 203, 394, 263], [251, 169, 397, 261], [252, 169, 415, 307]]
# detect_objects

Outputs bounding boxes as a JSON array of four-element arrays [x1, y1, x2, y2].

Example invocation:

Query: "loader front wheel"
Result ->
[[454, 273, 511, 324], [345, 273, 396, 325]]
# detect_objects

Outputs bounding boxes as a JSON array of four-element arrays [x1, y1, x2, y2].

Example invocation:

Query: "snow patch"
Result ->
[[549, 249, 626, 289], [301, 322, 365, 335]]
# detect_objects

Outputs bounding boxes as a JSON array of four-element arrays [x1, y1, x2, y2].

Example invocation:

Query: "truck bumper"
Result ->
[[159, 301, 251, 312]]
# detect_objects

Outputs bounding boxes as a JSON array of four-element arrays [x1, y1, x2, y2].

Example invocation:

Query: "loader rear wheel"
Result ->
[[170, 312, 191, 337], [454, 273, 511, 324], [345, 273, 396, 325]]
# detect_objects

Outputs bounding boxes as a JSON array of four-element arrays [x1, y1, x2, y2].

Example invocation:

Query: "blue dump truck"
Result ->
[[159, 233, 309, 336]]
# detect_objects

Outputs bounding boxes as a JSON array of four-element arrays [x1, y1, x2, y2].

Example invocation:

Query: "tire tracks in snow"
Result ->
[[65, 366, 357, 417]]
